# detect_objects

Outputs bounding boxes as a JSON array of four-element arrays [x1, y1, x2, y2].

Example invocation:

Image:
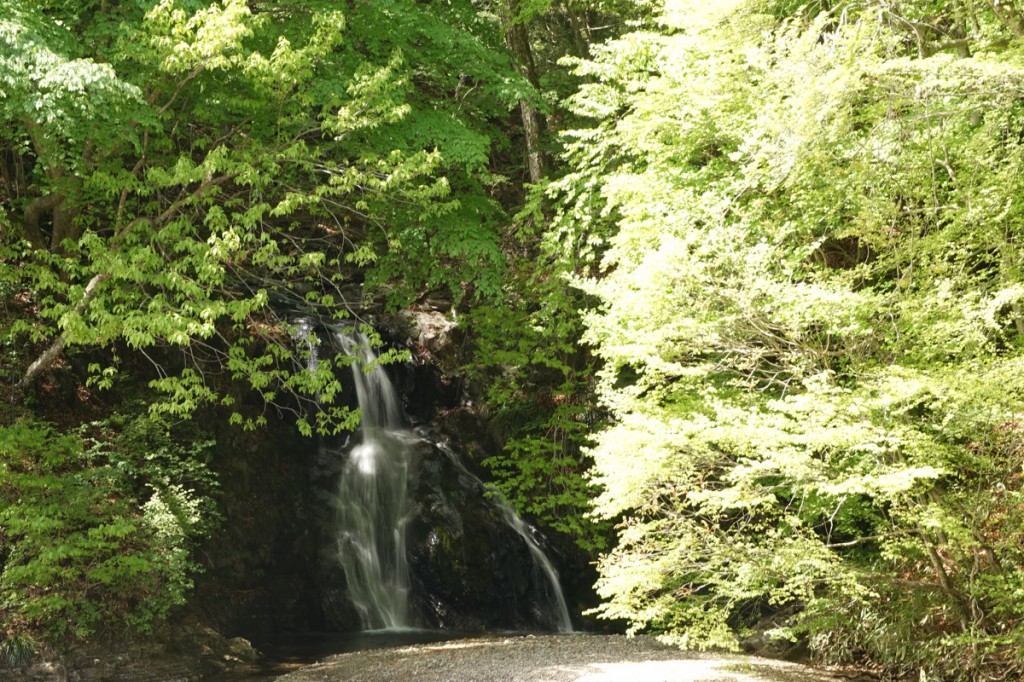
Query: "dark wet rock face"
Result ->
[[406, 440, 566, 631], [189, 418, 326, 640]]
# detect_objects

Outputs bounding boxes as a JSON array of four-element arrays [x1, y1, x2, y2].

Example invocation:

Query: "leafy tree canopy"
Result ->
[[0, 0, 532, 652], [553, 0, 1024, 677], [0, 0, 527, 430]]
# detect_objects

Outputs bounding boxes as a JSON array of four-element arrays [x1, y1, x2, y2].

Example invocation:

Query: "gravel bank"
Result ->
[[272, 633, 865, 682]]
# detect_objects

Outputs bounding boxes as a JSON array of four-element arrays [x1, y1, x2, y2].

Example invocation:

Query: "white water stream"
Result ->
[[332, 331, 414, 630]]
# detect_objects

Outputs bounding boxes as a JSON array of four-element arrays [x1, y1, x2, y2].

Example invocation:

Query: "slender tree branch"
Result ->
[[13, 173, 237, 395], [14, 271, 111, 395]]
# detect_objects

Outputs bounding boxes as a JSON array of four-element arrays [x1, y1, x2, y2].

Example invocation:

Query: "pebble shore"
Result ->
[[272, 633, 864, 682]]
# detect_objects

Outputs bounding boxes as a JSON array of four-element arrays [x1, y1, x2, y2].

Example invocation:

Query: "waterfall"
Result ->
[[332, 330, 415, 630], [307, 322, 572, 633]]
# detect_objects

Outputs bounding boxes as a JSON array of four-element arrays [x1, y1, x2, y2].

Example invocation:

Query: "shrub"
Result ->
[[0, 417, 216, 645]]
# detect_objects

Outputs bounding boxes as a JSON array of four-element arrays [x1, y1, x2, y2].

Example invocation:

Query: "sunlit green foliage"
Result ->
[[466, 248, 608, 549], [0, 416, 217, 644], [0, 0, 523, 426], [553, 0, 1024, 677], [11, 0, 1024, 677], [0, 0, 528, 651]]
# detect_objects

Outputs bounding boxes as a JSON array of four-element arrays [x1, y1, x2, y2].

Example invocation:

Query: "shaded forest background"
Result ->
[[5, 0, 1024, 679]]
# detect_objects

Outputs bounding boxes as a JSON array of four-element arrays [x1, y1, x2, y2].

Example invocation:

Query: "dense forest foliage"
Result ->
[[5, 0, 1024, 679], [0, 0, 526, 660], [561, 3, 1024, 679]]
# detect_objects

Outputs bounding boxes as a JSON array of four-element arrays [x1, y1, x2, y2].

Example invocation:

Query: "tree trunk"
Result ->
[[50, 197, 80, 249], [565, 5, 590, 57], [503, 1, 546, 184], [990, 0, 1024, 38], [21, 193, 60, 249], [518, 101, 545, 185]]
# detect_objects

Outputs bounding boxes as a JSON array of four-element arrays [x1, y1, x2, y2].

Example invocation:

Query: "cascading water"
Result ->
[[332, 330, 414, 630], [310, 323, 573, 633]]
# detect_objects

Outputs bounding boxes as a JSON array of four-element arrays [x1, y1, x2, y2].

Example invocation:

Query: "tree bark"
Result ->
[[21, 193, 60, 249], [519, 101, 545, 185], [50, 198, 80, 248], [565, 5, 590, 58]]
